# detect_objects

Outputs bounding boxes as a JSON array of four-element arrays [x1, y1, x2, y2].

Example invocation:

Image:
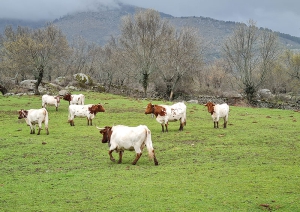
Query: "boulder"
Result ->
[[59, 90, 68, 96], [73, 73, 91, 85], [187, 100, 198, 104], [19, 80, 37, 91], [258, 89, 274, 99], [54, 77, 67, 86]]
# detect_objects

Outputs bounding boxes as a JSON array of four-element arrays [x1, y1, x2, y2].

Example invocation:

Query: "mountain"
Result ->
[[1, 3, 300, 60], [0, 18, 46, 33]]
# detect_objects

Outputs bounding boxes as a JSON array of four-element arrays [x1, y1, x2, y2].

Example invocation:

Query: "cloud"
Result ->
[[1, 0, 300, 36], [0, 0, 120, 20]]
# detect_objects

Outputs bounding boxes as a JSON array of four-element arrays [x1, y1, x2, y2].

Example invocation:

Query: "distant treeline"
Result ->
[[278, 32, 300, 44], [259, 27, 300, 45]]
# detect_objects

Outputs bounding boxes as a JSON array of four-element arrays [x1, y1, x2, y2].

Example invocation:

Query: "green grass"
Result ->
[[0, 92, 299, 211]]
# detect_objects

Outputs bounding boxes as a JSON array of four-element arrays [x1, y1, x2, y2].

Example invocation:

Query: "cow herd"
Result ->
[[17, 93, 229, 166]]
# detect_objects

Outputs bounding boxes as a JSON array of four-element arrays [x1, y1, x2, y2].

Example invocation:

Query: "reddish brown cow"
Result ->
[[145, 102, 187, 132], [63, 93, 85, 105], [97, 125, 158, 166], [18, 108, 49, 135], [68, 103, 105, 126], [204, 102, 229, 128]]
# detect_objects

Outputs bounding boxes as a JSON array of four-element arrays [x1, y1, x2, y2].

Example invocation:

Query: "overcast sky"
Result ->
[[1, 0, 299, 37]]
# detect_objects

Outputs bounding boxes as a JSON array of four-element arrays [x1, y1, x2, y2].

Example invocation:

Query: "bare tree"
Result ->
[[158, 27, 203, 100], [119, 9, 173, 97], [222, 20, 279, 103], [0, 24, 70, 94], [95, 41, 118, 91], [283, 50, 300, 80], [63, 36, 92, 79]]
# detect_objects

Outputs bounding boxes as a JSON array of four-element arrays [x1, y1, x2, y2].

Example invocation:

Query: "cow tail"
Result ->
[[183, 111, 187, 126], [81, 95, 85, 105], [44, 108, 49, 129], [145, 127, 154, 159]]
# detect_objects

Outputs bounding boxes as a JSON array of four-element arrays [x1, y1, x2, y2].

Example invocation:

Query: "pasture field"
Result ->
[[0, 92, 299, 211]]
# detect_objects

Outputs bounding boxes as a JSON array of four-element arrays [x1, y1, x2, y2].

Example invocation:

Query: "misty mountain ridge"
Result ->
[[1, 3, 300, 60]]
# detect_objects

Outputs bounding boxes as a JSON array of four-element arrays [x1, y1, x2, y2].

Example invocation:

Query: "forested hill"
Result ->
[[1, 3, 300, 59]]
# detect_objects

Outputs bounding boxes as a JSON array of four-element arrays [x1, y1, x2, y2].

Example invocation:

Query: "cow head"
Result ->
[[63, 93, 71, 102], [204, 102, 215, 115], [55, 96, 60, 103], [145, 103, 166, 117], [145, 103, 155, 114], [89, 104, 105, 115], [97, 126, 112, 143], [18, 109, 28, 119]]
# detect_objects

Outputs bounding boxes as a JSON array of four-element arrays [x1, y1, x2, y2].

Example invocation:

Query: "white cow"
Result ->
[[97, 125, 158, 166], [63, 93, 85, 105], [18, 108, 49, 135], [68, 103, 105, 126], [204, 102, 229, 128], [145, 102, 187, 132], [42, 94, 60, 111]]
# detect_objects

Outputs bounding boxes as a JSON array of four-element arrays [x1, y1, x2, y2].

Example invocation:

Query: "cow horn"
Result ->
[[96, 126, 105, 130]]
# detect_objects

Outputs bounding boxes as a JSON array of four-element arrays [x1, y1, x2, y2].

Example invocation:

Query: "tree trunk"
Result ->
[[34, 65, 44, 95], [142, 72, 149, 98], [0, 84, 8, 95], [169, 90, 174, 101]]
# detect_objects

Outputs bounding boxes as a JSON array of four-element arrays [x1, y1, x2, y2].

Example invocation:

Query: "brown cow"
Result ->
[[97, 125, 158, 166], [18, 108, 49, 135], [63, 93, 85, 105], [204, 102, 229, 128], [145, 102, 187, 132], [68, 103, 105, 126]]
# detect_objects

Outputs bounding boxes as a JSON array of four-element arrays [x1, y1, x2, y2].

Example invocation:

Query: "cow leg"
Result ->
[[90, 119, 92, 126], [45, 127, 49, 135], [37, 122, 43, 135], [37, 127, 41, 135], [31, 125, 35, 134], [108, 150, 115, 162], [224, 117, 227, 128], [214, 122, 217, 128], [132, 153, 142, 165], [69, 120, 74, 126], [118, 151, 123, 164], [179, 122, 183, 131], [153, 150, 159, 166], [161, 124, 164, 132], [56, 107, 58, 111], [165, 123, 168, 132], [87, 118, 89, 126]]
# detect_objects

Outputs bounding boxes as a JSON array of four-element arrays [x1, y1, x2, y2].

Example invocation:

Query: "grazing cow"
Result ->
[[42, 94, 60, 111], [145, 102, 187, 132], [68, 103, 105, 126], [18, 108, 49, 135], [204, 102, 229, 128], [97, 125, 158, 166], [63, 93, 85, 105]]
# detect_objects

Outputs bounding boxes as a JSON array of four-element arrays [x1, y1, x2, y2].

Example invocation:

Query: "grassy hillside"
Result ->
[[0, 92, 299, 211]]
